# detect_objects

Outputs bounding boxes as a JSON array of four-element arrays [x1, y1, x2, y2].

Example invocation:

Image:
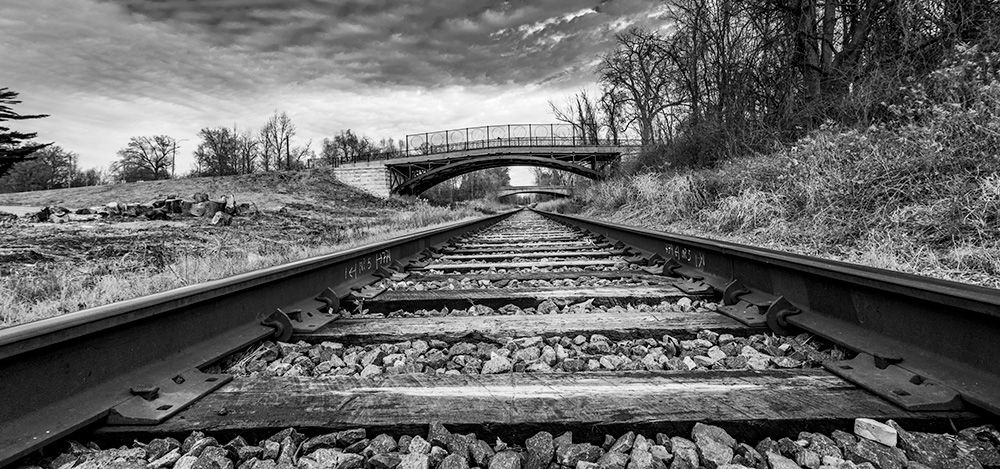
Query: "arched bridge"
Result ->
[[497, 185, 573, 199], [331, 124, 636, 197]]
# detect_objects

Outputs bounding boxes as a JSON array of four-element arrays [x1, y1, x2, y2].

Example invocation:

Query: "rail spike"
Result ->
[[258, 309, 293, 342], [722, 279, 751, 306], [765, 296, 802, 336]]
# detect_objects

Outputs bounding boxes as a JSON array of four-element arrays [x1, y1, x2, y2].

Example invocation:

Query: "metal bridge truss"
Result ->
[[386, 151, 620, 196]]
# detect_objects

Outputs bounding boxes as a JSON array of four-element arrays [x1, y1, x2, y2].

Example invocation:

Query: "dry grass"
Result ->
[[564, 53, 1000, 288], [0, 206, 485, 328], [0, 171, 497, 328], [0, 169, 366, 210]]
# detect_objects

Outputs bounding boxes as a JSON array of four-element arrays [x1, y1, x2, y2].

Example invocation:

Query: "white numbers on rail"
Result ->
[[665, 243, 706, 269], [344, 250, 393, 280]]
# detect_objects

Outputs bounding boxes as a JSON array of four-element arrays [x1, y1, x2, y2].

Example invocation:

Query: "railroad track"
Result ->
[[2, 209, 999, 469]]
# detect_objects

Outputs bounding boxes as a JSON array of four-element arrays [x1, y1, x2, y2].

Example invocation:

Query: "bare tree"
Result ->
[[549, 90, 601, 144], [260, 111, 297, 171], [599, 28, 683, 145], [235, 130, 258, 174], [194, 127, 241, 176], [113, 136, 175, 182]]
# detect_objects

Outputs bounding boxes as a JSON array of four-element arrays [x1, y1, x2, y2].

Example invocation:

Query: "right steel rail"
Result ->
[[534, 209, 1000, 417]]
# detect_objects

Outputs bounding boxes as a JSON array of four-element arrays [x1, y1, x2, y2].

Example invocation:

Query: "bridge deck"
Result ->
[[378, 145, 623, 166]]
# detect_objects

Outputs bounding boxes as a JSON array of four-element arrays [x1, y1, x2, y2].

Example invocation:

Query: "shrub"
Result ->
[[578, 43, 1000, 286]]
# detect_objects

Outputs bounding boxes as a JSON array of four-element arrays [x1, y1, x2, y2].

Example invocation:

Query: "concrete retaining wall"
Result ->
[[333, 163, 391, 198]]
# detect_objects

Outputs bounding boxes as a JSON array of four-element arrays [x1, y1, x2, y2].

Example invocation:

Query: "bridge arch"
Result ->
[[389, 155, 603, 196], [497, 186, 573, 199]]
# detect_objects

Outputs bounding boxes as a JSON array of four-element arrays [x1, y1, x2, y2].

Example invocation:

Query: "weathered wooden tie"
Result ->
[[363, 286, 700, 312], [99, 370, 973, 440], [416, 259, 626, 272], [440, 251, 614, 261], [303, 311, 754, 343]]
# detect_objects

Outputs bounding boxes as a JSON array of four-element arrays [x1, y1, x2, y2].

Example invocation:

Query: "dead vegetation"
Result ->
[[0, 170, 498, 328], [547, 45, 1000, 289]]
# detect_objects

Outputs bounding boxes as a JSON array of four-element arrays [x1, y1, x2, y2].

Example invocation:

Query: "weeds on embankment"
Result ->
[[0, 201, 494, 328], [561, 46, 1000, 287]]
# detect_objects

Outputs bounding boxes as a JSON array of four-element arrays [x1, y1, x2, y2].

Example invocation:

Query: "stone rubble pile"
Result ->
[[30, 420, 1000, 469], [225, 330, 847, 379], [27, 192, 258, 225]]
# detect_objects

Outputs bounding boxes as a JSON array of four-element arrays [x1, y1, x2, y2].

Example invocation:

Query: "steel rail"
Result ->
[[533, 209, 1000, 417], [0, 210, 515, 467]]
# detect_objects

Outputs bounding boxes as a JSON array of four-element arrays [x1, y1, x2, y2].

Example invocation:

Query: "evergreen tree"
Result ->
[[0, 88, 50, 177]]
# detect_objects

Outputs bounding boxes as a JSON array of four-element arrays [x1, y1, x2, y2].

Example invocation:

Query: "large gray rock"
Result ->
[[626, 447, 653, 469], [649, 445, 672, 467], [524, 431, 555, 469], [365, 434, 398, 456], [887, 421, 982, 469], [765, 452, 802, 469], [481, 353, 513, 374], [470, 439, 496, 467], [302, 429, 366, 453], [731, 444, 762, 468], [368, 453, 403, 469], [197, 446, 234, 469], [439, 454, 471, 469], [299, 449, 364, 469], [691, 424, 735, 469], [399, 453, 430, 469], [148, 448, 181, 468], [428, 422, 452, 447], [429, 447, 449, 468], [668, 438, 699, 469], [596, 450, 628, 469], [557, 444, 603, 468], [797, 432, 841, 460], [409, 436, 432, 455], [958, 425, 1000, 468], [489, 451, 522, 469], [554, 433, 574, 453], [632, 436, 651, 454], [145, 438, 180, 460], [609, 432, 636, 454], [691, 424, 737, 450], [843, 438, 907, 469], [445, 434, 474, 461]]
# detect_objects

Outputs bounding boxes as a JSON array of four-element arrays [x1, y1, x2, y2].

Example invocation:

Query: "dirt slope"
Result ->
[[0, 169, 494, 328]]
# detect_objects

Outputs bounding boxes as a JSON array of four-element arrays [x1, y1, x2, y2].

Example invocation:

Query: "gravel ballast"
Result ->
[[224, 330, 849, 379], [29, 420, 1000, 469]]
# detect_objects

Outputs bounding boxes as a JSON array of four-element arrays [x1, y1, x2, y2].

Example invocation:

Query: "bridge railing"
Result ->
[[332, 124, 639, 166]]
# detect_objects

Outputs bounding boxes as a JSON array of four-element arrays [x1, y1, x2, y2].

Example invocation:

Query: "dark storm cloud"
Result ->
[[0, 0, 664, 174], [105, 0, 662, 87]]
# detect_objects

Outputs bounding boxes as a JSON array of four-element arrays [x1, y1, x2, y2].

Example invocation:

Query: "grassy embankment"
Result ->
[[542, 51, 1000, 288], [0, 169, 507, 327]]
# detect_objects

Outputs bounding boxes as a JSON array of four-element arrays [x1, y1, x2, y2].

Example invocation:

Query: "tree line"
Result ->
[[553, 0, 998, 168], [0, 95, 411, 191], [111, 111, 315, 182]]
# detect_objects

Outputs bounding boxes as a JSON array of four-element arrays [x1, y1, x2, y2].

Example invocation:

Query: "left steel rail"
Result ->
[[0, 210, 514, 467]]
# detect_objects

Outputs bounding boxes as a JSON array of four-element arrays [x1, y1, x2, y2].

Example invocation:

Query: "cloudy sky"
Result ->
[[1, 0, 667, 183]]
